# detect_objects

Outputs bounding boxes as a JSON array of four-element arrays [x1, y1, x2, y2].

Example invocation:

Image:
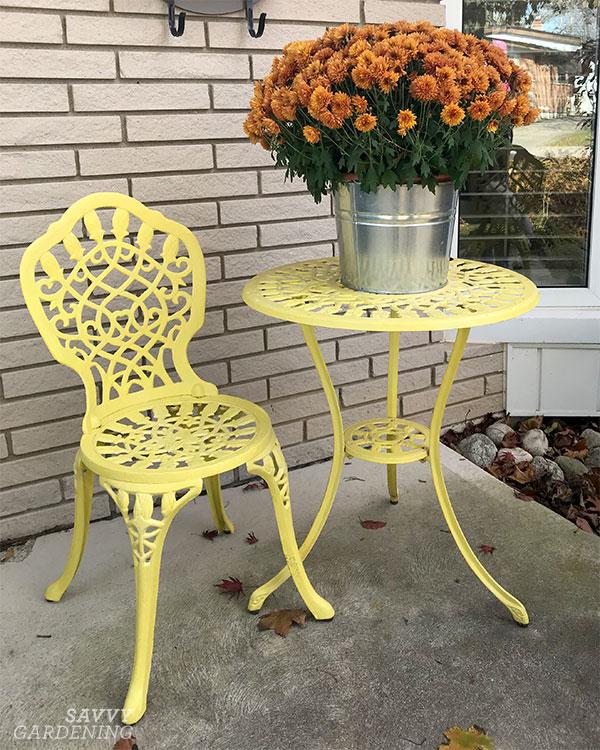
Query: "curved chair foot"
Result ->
[[247, 443, 335, 621], [45, 452, 94, 602], [205, 474, 235, 534]]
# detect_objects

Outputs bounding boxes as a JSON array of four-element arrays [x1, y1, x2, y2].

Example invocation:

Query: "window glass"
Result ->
[[460, 0, 598, 287]]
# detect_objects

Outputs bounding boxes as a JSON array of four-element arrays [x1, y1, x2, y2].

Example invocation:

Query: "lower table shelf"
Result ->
[[344, 417, 430, 465]]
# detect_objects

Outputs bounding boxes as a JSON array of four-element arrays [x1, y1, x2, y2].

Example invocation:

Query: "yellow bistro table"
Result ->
[[243, 257, 539, 625]]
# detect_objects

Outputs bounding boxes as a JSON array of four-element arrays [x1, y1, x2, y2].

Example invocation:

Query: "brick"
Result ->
[[224, 243, 332, 280], [0, 213, 66, 246], [79, 144, 213, 176], [204, 256, 221, 282], [67, 15, 205, 47], [132, 172, 257, 204], [215, 143, 274, 169], [402, 377, 486, 416], [372, 342, 446, 376], [2, 362, 82, 397], [0, 390, 85, 430], [0, 116, 121, 147], [209, 22, 326, 50], [221, 193, 329, 226], [191, 310, 225, 338], [0, 446, 79, 488], [456, 342, 505, 360], [252, 54, 275, 79], [0, 336, 56, 368], [342, 367, 432, 407], [0, 49, 115, 79], [0, 12, 63, 43], [306, 399, 389, 440], [205, 279, 247, 308], [435, 352, 504, 385], [119, 51, 249, 80], [265, 390, 329, 424], [188, 330, 263, 365], [126, 112, 246, 142], [260, 217, 336, 246], [3, 0, 108, 8], [0, 495, 110, 545], [270, 420, 303, 447], [0, 434, 8, 459], [260, 170, 308, 194], [190, 361, 228, 388], [231, 342, 335, 381], [226, 306, 272, 331], [0, 478, 62, 517], [73, 83, 210, 112], [0, 83, 68, 113], [254, 0, 360, 21], [408, 393, 505, 431], [151, 202, 218, 229], [338, 330, 430, 359], [485, 372, 504, 394], [266, 323, 359, 350], [364, 1, 445, 25], [0, 308, 37, 338], [222, 379, 268, 404], [12, 416, 82, 455], [270, 359, 369, 399], [0, 178, 128, 214], [212, 83, 254, 109], [282, 436, 333, 467], [0, 150, 76, 180], [195, 225, 257, 254]]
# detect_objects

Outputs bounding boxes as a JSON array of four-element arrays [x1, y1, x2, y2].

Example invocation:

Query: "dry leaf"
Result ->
[[575, 517, 594, 534], [439, 724, 494, 750], [563, 438, 588, 460], [202, 529, 218, 542], [243, 479, 268, 492], [514, 489, 534, 502], [1, 548, 15, 562], [112, 739, 138, 750], [478, 544, 496, 555], [509, 461, 536, 484], [518, 415, 543, 432], [258, 608, 307, 637], [245, 532, 259, 545], [215, 577, 244, 598], [500, 431, 520, 448], [360, 519, 387, 529]]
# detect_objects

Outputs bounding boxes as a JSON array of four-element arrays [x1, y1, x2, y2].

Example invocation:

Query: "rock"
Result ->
[[531, 456, 565, 482], [585, 446, 600, 469], [498, 447, 533, 464], [555, 455, 589, 483], [582, 428, 600, 450], [485, 421, 517, 447], [457, 433, 497, 468], [521, 428, 549, 457]]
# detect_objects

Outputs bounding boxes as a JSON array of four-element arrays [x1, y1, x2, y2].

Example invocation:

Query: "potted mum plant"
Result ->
[[244, 21, 539, 294]]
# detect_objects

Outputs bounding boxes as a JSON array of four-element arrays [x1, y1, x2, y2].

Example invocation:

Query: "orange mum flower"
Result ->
[[352, 64, 375, 89], [498, 97, 517, 117], [308, 85, 332, 118], [270, 88, 298, 121], [436, 65, 457, 83], [470, 70, 490, 93], [331, 91, 353, 120], [397, 108, 417, 135], [262, 118, 280, 135], [487, 86, 507, 110], [437, 82, 461, 105], [468, 97, 491, 121], [409, 74, 438, 101], [486, 119, 499, 133], [351, 95, 368, 113], [355, 113, 377, 132], [513, 94, 530, 118], [441, 103, 465, 126], [303, 125, 321, 143], [524, 107, 540, 126]]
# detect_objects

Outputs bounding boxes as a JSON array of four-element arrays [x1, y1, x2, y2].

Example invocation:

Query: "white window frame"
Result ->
[[442, 0, 600, 344]]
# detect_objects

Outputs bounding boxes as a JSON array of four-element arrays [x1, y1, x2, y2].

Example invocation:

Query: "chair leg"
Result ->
[[205, 474, 235, 534], [45, 451, 94, 602], [246, 442, 334, 621]]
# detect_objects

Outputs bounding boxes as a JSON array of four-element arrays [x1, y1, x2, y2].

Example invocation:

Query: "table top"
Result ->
[[242, 258, 539, 332]]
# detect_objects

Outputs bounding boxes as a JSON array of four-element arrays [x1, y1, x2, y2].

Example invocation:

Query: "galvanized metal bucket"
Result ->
[[334, 181, 458, 294]]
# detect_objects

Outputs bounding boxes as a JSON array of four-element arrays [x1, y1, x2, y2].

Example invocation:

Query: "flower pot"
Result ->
[[334, 180, 458, 294]]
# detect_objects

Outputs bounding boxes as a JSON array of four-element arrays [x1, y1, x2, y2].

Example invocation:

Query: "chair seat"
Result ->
[[80, 393, 274, 488]]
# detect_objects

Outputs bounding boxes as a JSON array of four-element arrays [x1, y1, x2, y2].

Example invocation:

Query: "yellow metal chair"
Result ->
[[20, 192, 333, 724]]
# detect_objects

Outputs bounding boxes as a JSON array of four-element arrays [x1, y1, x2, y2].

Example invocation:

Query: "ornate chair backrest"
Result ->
[[20, 193, 215, 432]]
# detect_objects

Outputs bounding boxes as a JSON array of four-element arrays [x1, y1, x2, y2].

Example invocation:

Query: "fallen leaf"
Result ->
[[360, 519, 387, 529], [518, 415, 543, 432], [344, 476, 365, 482], [245, 532, 259, 545], [112, 739, 138, 750], [509, 461, 536, 484], [439, 724, 494, 750], [478, 544, 496, 554], [1, 548, 15, 562], [215, 577, 244, 598], [563, 438, 588, 460], [243, 479, 267, 492], [500, 431, 520, 448], [514, 489, 533, 502], [258, 608, 307, 637], [575, 517, 594, 534], [202, 529, 219, 542]]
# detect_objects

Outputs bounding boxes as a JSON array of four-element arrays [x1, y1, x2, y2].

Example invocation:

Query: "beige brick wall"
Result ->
[[0, 0, 506, 544]]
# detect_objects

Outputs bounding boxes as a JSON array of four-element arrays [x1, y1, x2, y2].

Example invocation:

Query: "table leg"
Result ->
[[428, 327, 528, 625], [386, 331, 400, 503], [248, 324, 345, 614]]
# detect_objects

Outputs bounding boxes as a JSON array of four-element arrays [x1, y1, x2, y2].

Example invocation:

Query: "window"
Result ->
[[458, 0, 599, 288]]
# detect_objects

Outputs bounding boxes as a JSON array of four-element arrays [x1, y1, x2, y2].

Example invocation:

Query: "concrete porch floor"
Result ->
[[1, 446, 598, 750]]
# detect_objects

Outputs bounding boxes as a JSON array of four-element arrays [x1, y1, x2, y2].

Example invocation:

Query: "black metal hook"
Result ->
[[167, 0, 185, 37], [244, 0, 266, 38]]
